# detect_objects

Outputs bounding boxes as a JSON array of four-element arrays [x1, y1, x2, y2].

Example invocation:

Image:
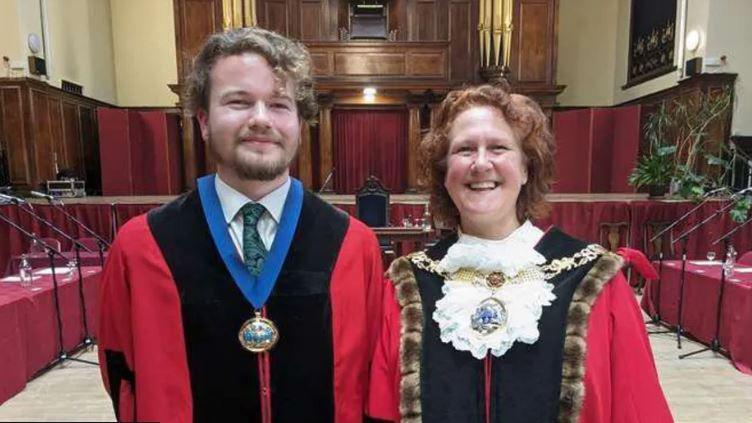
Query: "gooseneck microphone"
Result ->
[[30, 190, 58, 202], [0, 193, 28, 204]]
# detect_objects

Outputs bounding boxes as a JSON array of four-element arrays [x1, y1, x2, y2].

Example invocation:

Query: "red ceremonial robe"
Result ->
[[367, 229, 673, 422], [98, 188, 384, 423]]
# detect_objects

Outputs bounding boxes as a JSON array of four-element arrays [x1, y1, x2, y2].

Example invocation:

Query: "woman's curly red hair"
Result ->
[[419, 85, 555, 228]]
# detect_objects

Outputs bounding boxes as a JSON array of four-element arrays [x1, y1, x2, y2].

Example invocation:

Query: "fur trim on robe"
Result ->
[[558, 252, 624, 422]]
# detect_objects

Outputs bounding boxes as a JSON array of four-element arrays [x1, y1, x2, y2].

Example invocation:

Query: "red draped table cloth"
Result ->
[[0, 269, 101, 404], [642, 260, 752, 374]]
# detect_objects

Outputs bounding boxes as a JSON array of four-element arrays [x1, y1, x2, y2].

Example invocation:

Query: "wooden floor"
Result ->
[[0, 307, 751, 422]]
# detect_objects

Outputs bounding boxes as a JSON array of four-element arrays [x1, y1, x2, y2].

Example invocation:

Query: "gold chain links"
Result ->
[[409, 244, 607, 282], [539, 244, 607, 280]]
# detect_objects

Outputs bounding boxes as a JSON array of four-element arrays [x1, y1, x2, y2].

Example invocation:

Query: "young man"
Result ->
[[98, 28, 384, 423]]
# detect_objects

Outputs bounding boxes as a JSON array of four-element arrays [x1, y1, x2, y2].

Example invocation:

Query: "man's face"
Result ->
[[197, 52, 301, 181]]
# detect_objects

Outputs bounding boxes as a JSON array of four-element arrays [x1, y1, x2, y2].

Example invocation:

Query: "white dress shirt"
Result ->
[[215, 175, 291, 255]]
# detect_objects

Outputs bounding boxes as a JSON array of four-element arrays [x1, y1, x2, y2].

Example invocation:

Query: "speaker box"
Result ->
[[685, 57, 703, 77], [27, 56, 46, 76]]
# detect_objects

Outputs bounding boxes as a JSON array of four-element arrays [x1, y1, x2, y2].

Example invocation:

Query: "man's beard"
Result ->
[[208, 135, 298, 181], [233, 146, 295, 181]]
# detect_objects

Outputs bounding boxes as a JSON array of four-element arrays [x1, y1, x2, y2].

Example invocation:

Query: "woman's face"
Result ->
[[444, 106, 528, 237]]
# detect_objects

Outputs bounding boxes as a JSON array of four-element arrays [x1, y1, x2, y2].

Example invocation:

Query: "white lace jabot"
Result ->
[[432, 221, 557, 359]]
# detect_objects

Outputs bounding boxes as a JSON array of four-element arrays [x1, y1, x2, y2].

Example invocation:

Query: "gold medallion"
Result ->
[[238, 312, 279, 353]]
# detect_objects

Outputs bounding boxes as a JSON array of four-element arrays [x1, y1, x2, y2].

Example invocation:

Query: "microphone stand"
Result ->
[[0, 210, 97, 369], [645, 198, 712, 332], [12, 202, 98, 350], [46, 197, 110, 267], [319, 167, 335, 193], [110, 202, 119, 239], [670, 198, 739, 349], [679, 213, 752, 359]]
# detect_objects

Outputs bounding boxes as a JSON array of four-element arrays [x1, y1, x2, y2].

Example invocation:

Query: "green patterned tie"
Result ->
[[241, 203, 267, 276]]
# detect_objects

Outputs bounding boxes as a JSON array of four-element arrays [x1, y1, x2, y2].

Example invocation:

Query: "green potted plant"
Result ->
[[628, 143, 675, 197], [628, 101, 677, 197], [628, 87, 751, 221], [629, 88, 732, 198]]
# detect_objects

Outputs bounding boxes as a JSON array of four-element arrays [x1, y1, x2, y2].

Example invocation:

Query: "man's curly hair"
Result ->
[[420, 85, 555, 228], [184, 27, 317, 123]]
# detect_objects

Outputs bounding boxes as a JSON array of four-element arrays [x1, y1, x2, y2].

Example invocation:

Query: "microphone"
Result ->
[[731, 186, 752, 200], [703, 187, 730, 198], [30, 190, 58, 203], [0, 193, 28, 204]]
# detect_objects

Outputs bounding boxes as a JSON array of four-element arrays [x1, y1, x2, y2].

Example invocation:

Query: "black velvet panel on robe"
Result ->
[[416, 228, 597, 422], [147, 190, 349, 423], [104, 350, 134, 419]]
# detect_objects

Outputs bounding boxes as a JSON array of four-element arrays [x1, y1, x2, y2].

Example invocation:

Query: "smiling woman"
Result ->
[[443, 106, 528, 239], [367, 85, 674, 423], [420, 85, 554, 232]]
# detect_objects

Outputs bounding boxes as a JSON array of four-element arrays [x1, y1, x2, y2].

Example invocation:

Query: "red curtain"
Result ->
[[98, 109, 182, 196], [552, 106, 641, 193], [332, 109, 408, 194]]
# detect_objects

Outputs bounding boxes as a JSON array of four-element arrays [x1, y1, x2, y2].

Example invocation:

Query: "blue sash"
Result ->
[[197, 174, 303, 309]]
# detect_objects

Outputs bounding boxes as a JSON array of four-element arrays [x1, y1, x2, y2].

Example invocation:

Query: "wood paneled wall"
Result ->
[[171, 0, 561, 190], [172, 0, 225, 187], [308, 42, 449, 82], [172, 0, 560, 102], [255, 0, 479, 84], [621, 73, 736, 179], [0, 78, 108, 193], [174, 0, 225, 86]]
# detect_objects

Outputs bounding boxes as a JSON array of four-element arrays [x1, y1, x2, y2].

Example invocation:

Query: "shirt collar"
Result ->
[[214, 174, 291, 225], [456, 220, 544, 249]]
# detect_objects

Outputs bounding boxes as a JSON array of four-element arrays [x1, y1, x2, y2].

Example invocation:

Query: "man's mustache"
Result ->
[[238, 131, 282, 144]]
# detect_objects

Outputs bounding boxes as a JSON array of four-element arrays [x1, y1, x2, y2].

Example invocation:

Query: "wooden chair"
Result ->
[[355, 175, 390, 228], [642, 221, 675, 260], [636, 220, 675, 295], [598, 222, 631, 251], [356, 176, 394, 256], [598, 221, 635, 290]]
